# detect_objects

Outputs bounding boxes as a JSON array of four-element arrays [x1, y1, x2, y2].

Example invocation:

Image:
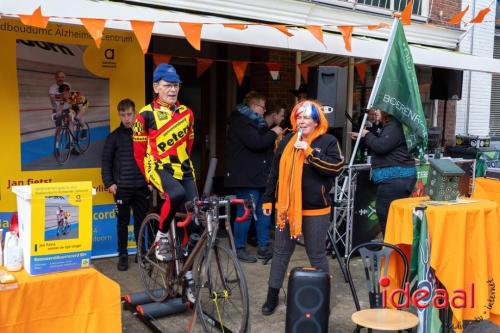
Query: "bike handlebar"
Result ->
[[230, 199, 251, 223]]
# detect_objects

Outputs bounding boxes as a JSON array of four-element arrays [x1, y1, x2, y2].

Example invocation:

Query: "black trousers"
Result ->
[[115, 186, 150, 255], [375, 176, 417, 235]]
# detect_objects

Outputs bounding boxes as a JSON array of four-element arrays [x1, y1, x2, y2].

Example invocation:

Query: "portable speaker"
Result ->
[[430, 68, 463, 100], [307, 66, 347, 128], [285, 267, 330, 333]]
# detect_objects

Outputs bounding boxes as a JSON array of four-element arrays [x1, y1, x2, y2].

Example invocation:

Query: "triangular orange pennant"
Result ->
[[337, 26, 353, 52], [223, 24, 248, 30], [232, 61, 248, 86], [19, 6, 49, 29], [270, 24, 294, 37], [179, 23, 203, 51], [197, 58, 214, 78], [447, 5, 469, 24], [298, 64, 309, 84], [470, 8, 491, 24], [367, 23, 390, 30], [306, 25, 325, 47], [152, 54, 172, 66], [80, 18, 106, 48], [400, 1, 413, 25], [355, 63, 367, 85], [130, 20, 154, 54]]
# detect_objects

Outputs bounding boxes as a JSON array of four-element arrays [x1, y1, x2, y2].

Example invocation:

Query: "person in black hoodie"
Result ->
[[351, 109, 416, 234], [260, 100, 343, 316], [225, 91, 283, 263], [102, 99, 150, 271]]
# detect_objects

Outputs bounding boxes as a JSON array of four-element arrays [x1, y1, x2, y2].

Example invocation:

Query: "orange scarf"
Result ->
[[276, 101, 328, 238]]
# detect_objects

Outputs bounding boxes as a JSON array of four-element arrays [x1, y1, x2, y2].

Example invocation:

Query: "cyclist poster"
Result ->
[[16, 39, 110, 171], [44, 196, 79, 241]]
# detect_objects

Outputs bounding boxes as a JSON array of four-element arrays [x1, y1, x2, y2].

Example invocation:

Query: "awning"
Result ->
[[2, 0, 500, 74]]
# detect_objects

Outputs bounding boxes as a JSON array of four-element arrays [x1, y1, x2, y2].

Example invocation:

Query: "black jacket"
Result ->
[[102, 124, 147, 189], [363, 119, 415, 169], [224, 110, 278, 188], [263, 133, 343, 210]]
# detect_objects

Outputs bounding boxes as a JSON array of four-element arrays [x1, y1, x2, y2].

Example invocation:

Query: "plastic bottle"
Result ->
[[4, 231, 23, 272]]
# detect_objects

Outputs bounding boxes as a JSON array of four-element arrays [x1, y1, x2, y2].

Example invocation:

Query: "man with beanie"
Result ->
[[102, 99, 150, 271], [133, 64, 198, 263]]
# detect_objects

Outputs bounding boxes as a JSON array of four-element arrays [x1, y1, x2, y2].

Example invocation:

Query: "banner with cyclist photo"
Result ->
[[0, 19, 145, 258]]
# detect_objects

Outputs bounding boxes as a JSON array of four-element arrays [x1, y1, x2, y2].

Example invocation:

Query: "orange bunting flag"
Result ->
[[232, 61, 248, 86], [469, 8, 491, 24], [179, 22, 203, 51], [355, 63, 367, 85], [130, 20, 155, 54], [368, 23, 390, 30], [270, 25, 294, 37], [306, 25, 325, 47], [196, 58, 214, 78], [401, 1, 413, 25], [448, 5, 469, 24], [298, 63, 309, 83], [152, 54, 172, 66], [80, 18, 106, 48], [223, 24, 248, 30], [337, 26, 353, 52], [19, 6, 49, 29]]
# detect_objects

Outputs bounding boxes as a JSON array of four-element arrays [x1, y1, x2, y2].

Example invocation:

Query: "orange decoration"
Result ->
[[368, 23, 390, 30], [80, 18, 106, 48], [401, 1, 413, 25], [232, 61, 249, 86], [223, 24, 248, 30], [270, 25, 294, 37], [355, 63, 367, 85], [448, 5, 469, 24], [306, 25, 325, 47], [179, 22, 203, 51], [196, 58, 214, 78], [19, 6, 49, 29], [470, 8, 491, 24], [337, 26, 354, 52], [130, 20, 155, 54], [152, 54, 172, 66], [298, 63, 309, 83]]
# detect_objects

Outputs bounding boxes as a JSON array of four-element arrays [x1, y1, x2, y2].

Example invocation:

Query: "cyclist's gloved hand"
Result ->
[[262, 202, 272, 216]]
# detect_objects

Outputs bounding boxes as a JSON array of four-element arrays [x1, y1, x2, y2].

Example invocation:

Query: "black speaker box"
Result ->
[[285, 267, 330, 333], [307, 66, 347, 128], [430, 68, 463, 100]]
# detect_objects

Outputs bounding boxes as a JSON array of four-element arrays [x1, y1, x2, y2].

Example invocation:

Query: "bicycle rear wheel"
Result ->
[[75, 122, 90, 153], [194, 241, 249, 333], [137, 213, 176, 302], [54, 128, 71, 165]]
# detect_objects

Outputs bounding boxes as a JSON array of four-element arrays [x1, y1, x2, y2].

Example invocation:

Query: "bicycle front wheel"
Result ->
[[194, 242, 249, 333], [75, 122, 90, 153], [54, 128, 71, 165]]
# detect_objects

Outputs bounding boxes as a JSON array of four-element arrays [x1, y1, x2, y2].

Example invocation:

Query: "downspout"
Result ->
[[465, 0, 477, 134]]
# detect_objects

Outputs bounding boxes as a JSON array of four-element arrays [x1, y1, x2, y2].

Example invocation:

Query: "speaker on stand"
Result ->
[[285, 267, 330, 333]]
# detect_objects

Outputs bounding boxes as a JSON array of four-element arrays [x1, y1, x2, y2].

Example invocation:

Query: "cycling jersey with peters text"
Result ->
[[133, 98, 195, 180]]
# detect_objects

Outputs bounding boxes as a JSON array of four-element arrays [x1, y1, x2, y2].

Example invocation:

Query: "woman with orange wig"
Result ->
[[261, 100, 344, 315]]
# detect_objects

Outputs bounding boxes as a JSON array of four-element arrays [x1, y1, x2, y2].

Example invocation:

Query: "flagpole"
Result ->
[[348, 18, 400, 167]]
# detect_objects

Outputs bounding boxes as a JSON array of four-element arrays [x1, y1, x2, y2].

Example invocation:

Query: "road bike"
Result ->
[[137, 195, 252, 332], [53, 112, 90, 165]]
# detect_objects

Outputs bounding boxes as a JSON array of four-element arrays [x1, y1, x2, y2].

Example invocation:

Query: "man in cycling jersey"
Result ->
[[49, 71, 71, 126], [56, 84, 89, 139], [56, 206, 65, 236], [133, 63, 198, 262]]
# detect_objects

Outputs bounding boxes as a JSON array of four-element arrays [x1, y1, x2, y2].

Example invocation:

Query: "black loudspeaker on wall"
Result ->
[[285, 267, 330, 333], [430, 68, 463, 100], [307, 66, 347, 128]]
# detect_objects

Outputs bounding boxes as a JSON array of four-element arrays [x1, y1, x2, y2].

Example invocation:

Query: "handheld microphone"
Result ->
[[296, 128, 303, 143]]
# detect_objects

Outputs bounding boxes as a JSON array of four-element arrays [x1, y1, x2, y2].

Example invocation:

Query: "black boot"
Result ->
[[262, 287, 279, 316]]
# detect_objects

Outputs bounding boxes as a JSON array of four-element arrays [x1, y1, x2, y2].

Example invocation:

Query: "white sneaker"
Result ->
[[155, 231, 172, 261]]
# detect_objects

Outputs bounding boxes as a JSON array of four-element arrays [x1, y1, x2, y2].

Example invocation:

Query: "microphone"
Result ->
[[296, 128, 303, 143]]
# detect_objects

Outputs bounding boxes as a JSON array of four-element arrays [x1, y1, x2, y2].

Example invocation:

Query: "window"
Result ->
[[356, 0, 427, 16]]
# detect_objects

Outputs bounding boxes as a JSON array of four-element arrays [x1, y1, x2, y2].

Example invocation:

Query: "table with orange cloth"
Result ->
[[0, 267, 121, 333], [473, 177, 500, 208], [384, 196, 500, 329]]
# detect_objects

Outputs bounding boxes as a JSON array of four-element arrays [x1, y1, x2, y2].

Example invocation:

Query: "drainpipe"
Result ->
[[465, 0, 476, 134]]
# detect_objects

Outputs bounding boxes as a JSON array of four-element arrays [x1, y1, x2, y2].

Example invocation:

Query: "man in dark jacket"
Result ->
[[102, 99, 150, 271], [225, 91, 283, 263]]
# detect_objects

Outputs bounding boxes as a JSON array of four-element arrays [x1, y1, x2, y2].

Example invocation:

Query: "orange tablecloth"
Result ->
[[0, 267, 121, 333], [473, 177, 500, 208], [384, 197, 500, 329]]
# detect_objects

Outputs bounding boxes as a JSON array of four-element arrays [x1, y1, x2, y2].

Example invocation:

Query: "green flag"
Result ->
[[368, 19, 428, 157]]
